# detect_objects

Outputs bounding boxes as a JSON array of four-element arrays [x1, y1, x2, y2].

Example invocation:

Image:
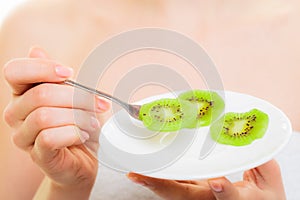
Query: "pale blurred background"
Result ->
[[0, 0, 25, 24]]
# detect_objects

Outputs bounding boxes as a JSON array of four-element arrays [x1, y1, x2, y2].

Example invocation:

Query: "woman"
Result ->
[[1, 0, 299, 199]]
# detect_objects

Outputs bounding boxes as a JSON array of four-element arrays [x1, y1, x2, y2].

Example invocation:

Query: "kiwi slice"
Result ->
[[178, 90, 225, 128], [210, 109, 269, 146], [139, 98, 196, 132]]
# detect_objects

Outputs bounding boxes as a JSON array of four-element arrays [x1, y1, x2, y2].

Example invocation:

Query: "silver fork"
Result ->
[[64, 80, 141, 120]]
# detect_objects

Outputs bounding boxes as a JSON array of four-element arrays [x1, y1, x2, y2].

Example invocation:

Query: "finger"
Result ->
[[127, 173, 214, 200], [5, 83, 110, 123], [254, 159, 281, 183], [3, 58, 73, 95], [12, 107, 100, 150], [176, 180, 204, 185], [243, 170, 256, 183], [30, 125, 89, 165], [208, 177, 240, 200], [250, 160, 284, 190], [28, 46, 50, 59]]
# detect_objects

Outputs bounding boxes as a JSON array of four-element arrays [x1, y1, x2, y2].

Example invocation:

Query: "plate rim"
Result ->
[[99, 90, 293, 180]]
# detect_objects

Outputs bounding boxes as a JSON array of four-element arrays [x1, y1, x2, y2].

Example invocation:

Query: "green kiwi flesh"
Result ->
[[210, 109, 269, 146], [139, 98, 197, 132], [178, 90, 225, 128]]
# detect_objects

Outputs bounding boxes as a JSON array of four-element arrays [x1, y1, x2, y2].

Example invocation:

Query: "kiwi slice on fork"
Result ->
[[178, 90, 225, 128], [139, 98, 197, 132], [210, 109, 269, 146]]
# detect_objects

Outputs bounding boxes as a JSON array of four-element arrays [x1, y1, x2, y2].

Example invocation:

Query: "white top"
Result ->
[[90, 132, 300, 200], [276, 131, 300, 200]]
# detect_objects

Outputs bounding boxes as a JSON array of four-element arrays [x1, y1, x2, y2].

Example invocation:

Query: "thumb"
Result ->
[[208, 177, 239, 200], [28, 46, 51, 59]]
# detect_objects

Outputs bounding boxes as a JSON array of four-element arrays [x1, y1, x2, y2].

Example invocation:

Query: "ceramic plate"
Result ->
[[98, 91, 292, 180]]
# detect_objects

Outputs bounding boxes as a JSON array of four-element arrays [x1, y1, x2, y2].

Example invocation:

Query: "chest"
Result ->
[[37, 13, 299, 129], [65, 15, 299, 90]]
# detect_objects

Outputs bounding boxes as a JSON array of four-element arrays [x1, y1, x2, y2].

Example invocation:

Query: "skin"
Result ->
[[0, 0, 298, 199], [3, 47, 111, 199], [128, 160, 286, 200]]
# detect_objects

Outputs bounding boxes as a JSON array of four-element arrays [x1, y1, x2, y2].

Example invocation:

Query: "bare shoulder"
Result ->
[[0, 0, 73, 104], [0, 0, 88, 65], [0, 1, 81, 198]]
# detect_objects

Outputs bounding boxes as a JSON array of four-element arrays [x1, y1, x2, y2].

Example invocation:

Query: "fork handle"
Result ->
[[64, 79, 130, 111]]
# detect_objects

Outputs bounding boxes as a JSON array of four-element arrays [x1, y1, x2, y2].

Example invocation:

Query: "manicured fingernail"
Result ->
[[209, 180, 223, 192], [55, 65, 73, 77], [96, 97, 110, 112], [91, 117, 100, 129], [80, 131, 90, 142]]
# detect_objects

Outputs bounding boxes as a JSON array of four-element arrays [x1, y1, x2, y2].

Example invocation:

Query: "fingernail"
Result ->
[[96, 97, 110, 112], [80, 131, 90, 142], [91, 117, 100, 129], [55, 65, 73, 77], [209, 180, 223, 192]]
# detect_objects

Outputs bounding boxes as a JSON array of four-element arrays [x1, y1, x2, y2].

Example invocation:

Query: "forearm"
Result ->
[[34, 177, 94, 200], [0, 125, 44, 199]]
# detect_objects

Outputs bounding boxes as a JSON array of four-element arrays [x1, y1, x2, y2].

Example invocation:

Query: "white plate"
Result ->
[[98, 91, 292, 180]]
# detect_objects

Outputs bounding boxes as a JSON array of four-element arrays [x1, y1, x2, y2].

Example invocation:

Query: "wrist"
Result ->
[[52, 179, 94, 199], [34, 177, 95, 200]]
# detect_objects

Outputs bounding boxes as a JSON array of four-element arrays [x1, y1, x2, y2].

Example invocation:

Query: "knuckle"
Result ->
[[11, 132, 18, 146], [33, 107, 51, 128], [29, 144, 43, 164], [3, 60, 14, 83], [3, 104, 16, 127], [36, 130, 53, 150], [11, 130, 23, 149], [33, 84, 51, 104], [29, 149, 38, 163]]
